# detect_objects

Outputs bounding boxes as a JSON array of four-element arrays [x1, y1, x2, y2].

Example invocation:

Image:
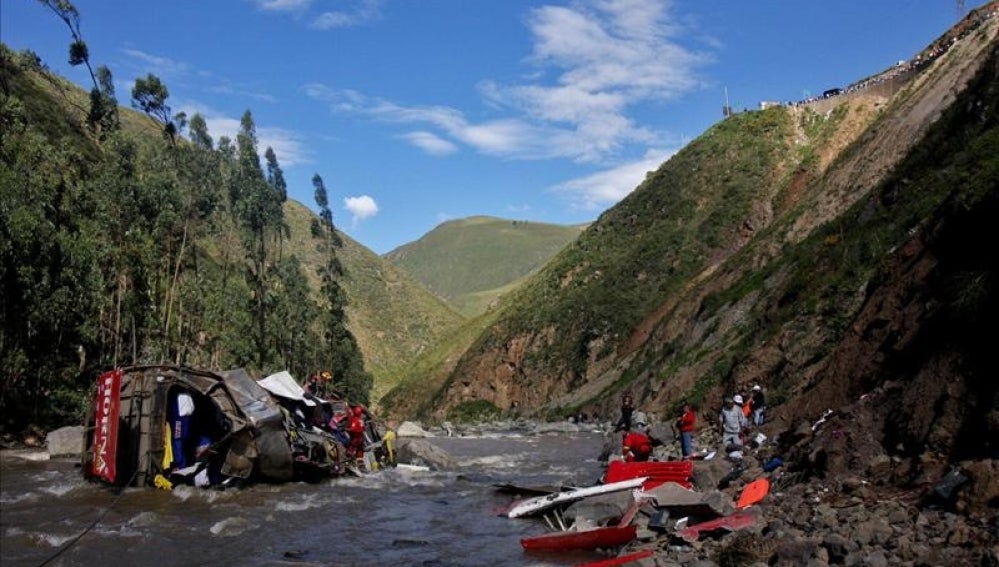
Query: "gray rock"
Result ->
[[534, 421, 582, 434], [869, 519, 893, 545], [563, 498, 626, 525], [853, 518, 892, 547], [395, 421, 431, 438], [863, 550, 889, 567], [45, 425, 85, 457], [887, 507, 909, 525], [822, 532, 857, 562], [692, 457, 732, 490], [843, 550, 864, 567], [393, 438, 456, 470], [893, 535, 913, 560]]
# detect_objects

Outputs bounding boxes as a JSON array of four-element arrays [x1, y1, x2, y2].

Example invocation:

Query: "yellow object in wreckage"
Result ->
[[383, 430, 396, 466], [156, 422, 175, 490]]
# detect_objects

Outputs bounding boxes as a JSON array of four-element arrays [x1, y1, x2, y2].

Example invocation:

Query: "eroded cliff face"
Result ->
[[430, 8, 999, 463]]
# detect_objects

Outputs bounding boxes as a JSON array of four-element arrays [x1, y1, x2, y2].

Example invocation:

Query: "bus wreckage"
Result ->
[[82, 365, 395, 489]]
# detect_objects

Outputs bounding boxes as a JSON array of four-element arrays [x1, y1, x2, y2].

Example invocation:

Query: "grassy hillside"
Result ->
[[446, 107, 795, 394], [398, 7, 999, 426], [281, 201, 466, 401], [384, 216, 586, 316]]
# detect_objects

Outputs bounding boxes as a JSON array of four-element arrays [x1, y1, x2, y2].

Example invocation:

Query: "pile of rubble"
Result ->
[[583, 414, 999, 566]]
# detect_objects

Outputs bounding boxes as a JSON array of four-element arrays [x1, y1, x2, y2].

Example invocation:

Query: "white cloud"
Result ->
[[177, 106, 311, 168], [207, 84, 279, 104], [122, 49, 188, 78], [307, 0, 706, 165], [312, 0, 383, 29], [400, 131, 458, 156], [257, 126, 310, 167], [477, 0, 705, 158], [344, 195, 379, 223], [254, 0, 312, 11], [253, 0, 380, 28], [552, 148, 674, 210], [122, 49, 278, 106], [305, 86, 569, 160]]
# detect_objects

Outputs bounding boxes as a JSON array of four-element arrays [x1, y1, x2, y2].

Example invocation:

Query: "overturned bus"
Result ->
[[82, 365, 392, 488]]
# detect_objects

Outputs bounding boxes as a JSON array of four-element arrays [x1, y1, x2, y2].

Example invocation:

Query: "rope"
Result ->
[[36, 468, 140, 567]]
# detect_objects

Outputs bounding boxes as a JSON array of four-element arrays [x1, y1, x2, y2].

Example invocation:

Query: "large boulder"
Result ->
[[394, 438, 457, 470], [564, 492, 630, 525], [640, 482, 735, 517], [956, 459, 999, 514], [46, 425, 85, 457], [534, 421, 582, 434], [692, 457, 734, 491], [396, 421, 431, 438]]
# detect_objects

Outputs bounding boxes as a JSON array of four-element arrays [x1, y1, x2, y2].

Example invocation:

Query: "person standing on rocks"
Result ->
[[720, 395, 748, 450], [614, 392, 635, 432], [750, 384, 766, 425], [675, 402, 697, 459]]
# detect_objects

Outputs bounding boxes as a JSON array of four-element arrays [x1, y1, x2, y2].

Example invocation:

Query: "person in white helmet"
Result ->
[[719, 395, 748, 449]]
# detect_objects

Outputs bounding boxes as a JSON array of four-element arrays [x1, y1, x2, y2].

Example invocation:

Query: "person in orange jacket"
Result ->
[[622, 426, 653, 462]]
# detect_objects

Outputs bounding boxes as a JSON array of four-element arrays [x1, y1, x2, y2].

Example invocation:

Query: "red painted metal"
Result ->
[[520, 525, 637, 551], [604, 460, 693, 489], [677, 510, 758, 542], [91, 369, 122, 483], [572, 549, 655, 567]]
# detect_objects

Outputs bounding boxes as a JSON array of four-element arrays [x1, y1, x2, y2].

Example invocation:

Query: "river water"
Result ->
[[1, 431, 616, 567]]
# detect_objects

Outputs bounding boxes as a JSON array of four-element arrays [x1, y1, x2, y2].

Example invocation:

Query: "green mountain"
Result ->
[[383, 5, 999, 499], [384, 216, 586, 316], [281, 201, 465, 401]]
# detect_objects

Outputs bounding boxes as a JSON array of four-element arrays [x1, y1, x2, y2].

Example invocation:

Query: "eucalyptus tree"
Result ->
[[88, 65, 119, 137], [312, 173, 372, 404], [131, 73, 179, 143], [36, 0, 118, 136], [188, 113, 213, 150], [234, 110, 284, 368], [269, 255, 321, 378], [0, 89, 103, 425], [159, 129, 226, 365], [126, 75, 219, 363], [264, 146, 290, 258], [194, 132, 256, 370]]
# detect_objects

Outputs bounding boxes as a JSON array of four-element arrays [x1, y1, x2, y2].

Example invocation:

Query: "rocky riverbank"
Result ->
[[7, 417, 997, 566], [589, 413, 999, 567], [622, 454, 999, 567]]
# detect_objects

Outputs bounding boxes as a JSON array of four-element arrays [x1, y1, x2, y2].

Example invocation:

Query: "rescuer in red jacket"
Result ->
[[347, 405, 367, 461], [676, 402, 697, 459], [622, 427, 653, 462]]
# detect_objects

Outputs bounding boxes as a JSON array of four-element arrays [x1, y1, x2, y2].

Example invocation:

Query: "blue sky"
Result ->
[[2, 0, 982, 254]]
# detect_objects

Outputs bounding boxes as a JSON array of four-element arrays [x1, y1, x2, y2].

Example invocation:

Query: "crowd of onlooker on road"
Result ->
[[761, 2, 999, 111]]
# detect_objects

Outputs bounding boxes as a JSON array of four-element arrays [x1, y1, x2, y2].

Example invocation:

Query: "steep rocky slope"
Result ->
[[418, 2, 999, 508]]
